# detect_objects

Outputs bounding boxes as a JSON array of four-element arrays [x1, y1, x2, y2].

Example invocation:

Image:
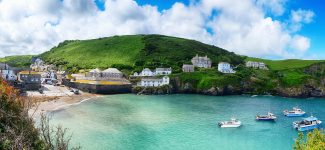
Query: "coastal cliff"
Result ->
[[133, 63, 325, 98]]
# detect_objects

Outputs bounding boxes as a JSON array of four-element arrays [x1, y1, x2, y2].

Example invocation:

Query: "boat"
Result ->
[[283, 107, 306, 117], [218, 118, 242, 128], [293, 116, 322, 131], [256, 112, 277, 121]]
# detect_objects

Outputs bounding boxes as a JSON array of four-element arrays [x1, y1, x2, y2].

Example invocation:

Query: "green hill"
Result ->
[[40, 34, 244, 73], [0, 55, 33, 68]]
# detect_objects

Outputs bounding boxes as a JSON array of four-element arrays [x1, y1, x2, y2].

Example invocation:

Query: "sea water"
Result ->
[[49, 94, 325, 150]]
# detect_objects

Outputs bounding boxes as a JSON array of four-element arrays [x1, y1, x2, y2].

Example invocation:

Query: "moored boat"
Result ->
[[218, 118, 242, 128], [293, 116, 322, 131], [256, 112, 277, 121], [283, 107, 306, 117]]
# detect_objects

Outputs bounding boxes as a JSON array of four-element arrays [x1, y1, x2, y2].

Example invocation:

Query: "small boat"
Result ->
[[256, 112, 277, 121], [283, 107, 306, 117], [293, 116, 322, 131], [218, 118, 242, 128]]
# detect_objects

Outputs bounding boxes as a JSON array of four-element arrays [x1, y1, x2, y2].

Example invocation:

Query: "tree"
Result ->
[[294, 129, 325, 150]]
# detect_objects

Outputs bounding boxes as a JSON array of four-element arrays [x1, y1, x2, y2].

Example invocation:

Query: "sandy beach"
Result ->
[[28, 84, 101, 118]]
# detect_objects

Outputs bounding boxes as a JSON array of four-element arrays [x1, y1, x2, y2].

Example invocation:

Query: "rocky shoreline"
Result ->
[[132, 79, 325, 98]]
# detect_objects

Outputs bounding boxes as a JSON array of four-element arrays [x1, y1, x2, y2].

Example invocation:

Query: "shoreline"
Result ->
[[28, 92, 102, 119]]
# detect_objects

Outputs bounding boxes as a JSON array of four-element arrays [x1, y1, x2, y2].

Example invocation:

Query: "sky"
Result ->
[[0, 0, 324, 59]]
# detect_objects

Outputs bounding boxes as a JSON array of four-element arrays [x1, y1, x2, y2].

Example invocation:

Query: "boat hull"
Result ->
[[284, 113, 305, 117], [296, 124, 321, 131], [256, 118, 276, 121], [219, 124, 241, 128], [293, 121, 322, 131]]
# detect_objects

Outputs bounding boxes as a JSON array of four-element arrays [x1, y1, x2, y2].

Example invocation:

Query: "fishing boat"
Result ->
[[293, 116, 322, 131], [283, 107, 306, 117], [218, 118, 241, 128], [256, 112, 277, 121]]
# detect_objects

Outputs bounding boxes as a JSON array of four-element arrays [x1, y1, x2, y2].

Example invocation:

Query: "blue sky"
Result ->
[[0, 0, 324, 59]]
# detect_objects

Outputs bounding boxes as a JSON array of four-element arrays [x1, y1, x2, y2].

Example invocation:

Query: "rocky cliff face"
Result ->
[[169, 78, 325, 98], [132, 63, 325, 98]]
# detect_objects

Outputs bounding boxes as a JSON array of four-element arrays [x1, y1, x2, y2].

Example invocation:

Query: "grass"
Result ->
[[41, 35, 145, 70], [174, 69, 241, 89], [279, 70, 311, 87], [246, 57, 325, 70], [0, 55, 33, 68]]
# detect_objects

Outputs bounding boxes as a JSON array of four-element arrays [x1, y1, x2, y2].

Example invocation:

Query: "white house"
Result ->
[[191, 54, 212, 68], [155, 68, 172, 75], [139, 76, 170, 87], [246, 61, 268, 69], [88, 68, 101, 77], [218, 62, 235, 73], [182, 64, 194, 72], [102, 68, 123, 78], [134, 67, 172, 77], [0, 70, 17, 81], [141, 68, 155, 76]]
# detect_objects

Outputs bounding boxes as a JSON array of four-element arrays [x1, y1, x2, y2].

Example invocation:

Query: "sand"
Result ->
[[28, 84, 101, 119]]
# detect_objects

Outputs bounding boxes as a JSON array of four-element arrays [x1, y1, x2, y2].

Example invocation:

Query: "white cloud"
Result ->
[[289, 9, 314, 32], [0, 0, 315, 59], [290, 35, 310, 52], [256, 0, 287, 16]]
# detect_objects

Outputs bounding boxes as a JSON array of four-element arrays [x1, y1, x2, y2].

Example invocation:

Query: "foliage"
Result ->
[[0, 55, 33, 68], [294, 129, 325, 150], [0, 79, 43, 149], [279, 70, 311, 87], [0, 79, 79, 150]]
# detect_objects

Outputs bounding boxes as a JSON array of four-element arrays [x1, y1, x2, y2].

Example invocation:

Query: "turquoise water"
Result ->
[[50, 94, 325, 150]]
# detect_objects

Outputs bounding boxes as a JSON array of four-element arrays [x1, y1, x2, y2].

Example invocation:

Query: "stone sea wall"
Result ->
[[63, 79, 132, 94]]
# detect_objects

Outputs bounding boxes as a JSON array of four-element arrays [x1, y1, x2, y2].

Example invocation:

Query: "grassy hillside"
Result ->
[[246, 57, 325, 70], [0, 55, 33, 68], [40, 34, 244, 73], [40, 35, 145, 70]]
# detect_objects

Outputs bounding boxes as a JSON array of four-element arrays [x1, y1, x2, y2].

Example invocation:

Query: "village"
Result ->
[[0, 55, 268, 96]]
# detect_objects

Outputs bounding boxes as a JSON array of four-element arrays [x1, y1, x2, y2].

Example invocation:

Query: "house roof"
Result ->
[[192, 54, 211, 61], [304, 116, 318, 121], [218, 62, 230, 64], [155, 68, 172, 71], [102, 68, 122, 74], [19, 71, 40, 75], [142, 76, 169, 81], [182, 64, 194, 67], [142, 68, 152, 72]]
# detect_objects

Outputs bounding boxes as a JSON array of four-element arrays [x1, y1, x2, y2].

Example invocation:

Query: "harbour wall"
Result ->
[[63, 79, 132, 94]]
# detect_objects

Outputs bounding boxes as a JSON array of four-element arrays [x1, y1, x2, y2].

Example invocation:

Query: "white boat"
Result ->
[[256, 112, 277, 121], [218, 118, 242, 128], [283, 107, 306, 117], [293, 116, 322, 131]]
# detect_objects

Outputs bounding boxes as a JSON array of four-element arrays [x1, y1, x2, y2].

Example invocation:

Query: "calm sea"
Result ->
[[49, 94, 325, 150]]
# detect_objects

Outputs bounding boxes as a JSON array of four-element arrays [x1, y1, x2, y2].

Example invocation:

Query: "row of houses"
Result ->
[[88, 68, 123, 79], [133, 67, 172, 77], [181, 55, 268, 74], [246, 61, 268, 70], [135, 55, 269, 88], [182, 54, 236, 74]]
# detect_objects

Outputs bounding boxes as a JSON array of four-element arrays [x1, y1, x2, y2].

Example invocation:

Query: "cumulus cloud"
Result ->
[[289, 9, 314, 32], [0, 0, 315, 58]]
